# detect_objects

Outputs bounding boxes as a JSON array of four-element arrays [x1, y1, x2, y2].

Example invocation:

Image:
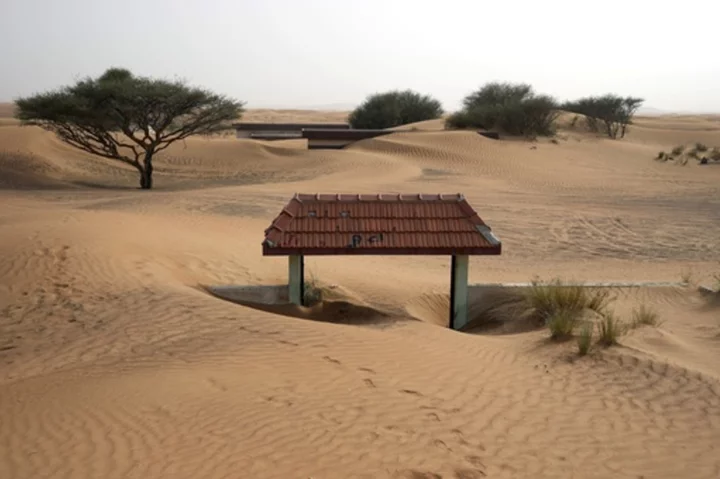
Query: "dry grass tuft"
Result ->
[[526, 279, 613, 340], [577, 323, 594, 356], [671, 145, 685, 156], [303, 271, 326, 306], [630, 304, 663, 328], [527, 279, 612, 318], [546, 309, 580, 340], [597, 311, 626, 347]]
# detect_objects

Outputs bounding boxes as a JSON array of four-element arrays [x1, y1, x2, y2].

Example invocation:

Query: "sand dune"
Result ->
[[1, 110, 720, 478]]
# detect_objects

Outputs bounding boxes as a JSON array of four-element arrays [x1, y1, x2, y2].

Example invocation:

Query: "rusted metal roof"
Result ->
[[262, 193, 502, 256]]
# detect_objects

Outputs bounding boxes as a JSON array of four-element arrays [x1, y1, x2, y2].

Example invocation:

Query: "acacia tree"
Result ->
[[563, 95, 643, 139], [15, 68, 244, 189], [348, 90, 443, 129]]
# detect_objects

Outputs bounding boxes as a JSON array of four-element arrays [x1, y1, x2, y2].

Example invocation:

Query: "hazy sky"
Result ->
[[2, 0, 719, 112]]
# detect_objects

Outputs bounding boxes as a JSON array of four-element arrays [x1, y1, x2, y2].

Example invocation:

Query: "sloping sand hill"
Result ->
[[1, 109, 719, 479]]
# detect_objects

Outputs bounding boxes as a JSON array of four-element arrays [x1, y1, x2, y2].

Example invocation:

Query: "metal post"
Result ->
[[288, 255, 304, 305], [450, 255, 470, 330]]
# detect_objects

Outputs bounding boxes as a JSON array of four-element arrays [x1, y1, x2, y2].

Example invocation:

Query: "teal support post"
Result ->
[[288, 255, 304, 305], [450, 255, 469, 330]]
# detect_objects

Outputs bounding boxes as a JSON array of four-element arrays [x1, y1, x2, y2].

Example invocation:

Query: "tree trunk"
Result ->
[[140, 152, 153, 189]]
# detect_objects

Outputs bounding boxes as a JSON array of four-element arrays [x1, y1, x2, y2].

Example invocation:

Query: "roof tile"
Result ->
[[263, 193, 501, 256]]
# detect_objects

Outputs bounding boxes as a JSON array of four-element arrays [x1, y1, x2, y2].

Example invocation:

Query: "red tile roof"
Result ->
[[262, 193, 502, 256]]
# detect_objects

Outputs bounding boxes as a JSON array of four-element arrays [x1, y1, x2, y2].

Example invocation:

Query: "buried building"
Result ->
[[262, 193, 502, 330]]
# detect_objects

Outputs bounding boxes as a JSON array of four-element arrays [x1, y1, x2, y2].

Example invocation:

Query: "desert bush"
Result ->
[[671, 145, 685, 156], [577, 323, 594, 356], [445, 82, 560, 137], [562, 94, 644, 139], [349, 90, 443, 129], [709, 148, 720, 162], [656, 151, 667, 160], [695, 142, 709, 152], [597, 311, 626, 346], [630, 304, 662, 328]]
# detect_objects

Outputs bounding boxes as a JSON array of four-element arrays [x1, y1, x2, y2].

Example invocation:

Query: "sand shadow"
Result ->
[[406, 286, 546, 335], [201, 284, 405, 328]]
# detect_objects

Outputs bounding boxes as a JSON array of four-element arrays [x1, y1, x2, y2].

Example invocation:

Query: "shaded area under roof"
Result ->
[[262, 193, 502, 256]]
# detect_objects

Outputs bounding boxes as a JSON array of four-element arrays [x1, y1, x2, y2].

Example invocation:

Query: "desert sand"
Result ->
[[1, 103, 719, 478]]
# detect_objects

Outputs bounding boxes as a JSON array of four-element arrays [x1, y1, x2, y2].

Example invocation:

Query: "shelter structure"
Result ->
[[301, 129, 394, 149], [232, 122, 350, 140], [262, 193, 502, 330]]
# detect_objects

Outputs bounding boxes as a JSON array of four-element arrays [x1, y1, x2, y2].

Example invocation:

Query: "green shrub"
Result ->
[[631, 304, 662, 328], [597, 311, 625, 347], [577, 323, 594, 356], [349, 90, 443, 129], [445, 82, 560, 137]]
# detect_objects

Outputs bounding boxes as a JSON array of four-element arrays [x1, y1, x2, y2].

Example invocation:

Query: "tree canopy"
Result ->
[[563, 95, 644, 139], [15, 67, 244, 189], [348, 90, 444, 129], [446, 82, 560, 137]]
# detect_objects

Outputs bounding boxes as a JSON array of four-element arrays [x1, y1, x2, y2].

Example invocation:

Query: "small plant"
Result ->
[[597, 311, 625, 347], [303, 271, 325, 306], [656, 151, 667, 161], [577, 323, 594, 356], [695, 142, 709, 152], [710, 148, 720, 162], [631, 304, 662, 327], [527, 279, 612, 318], [671, 145, 685, 156], [546, 309, 580, 340]]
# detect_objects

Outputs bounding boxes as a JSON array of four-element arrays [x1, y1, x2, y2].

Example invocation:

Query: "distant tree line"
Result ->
[[14, 66, 645, 190], [349, 83, 644, 140]]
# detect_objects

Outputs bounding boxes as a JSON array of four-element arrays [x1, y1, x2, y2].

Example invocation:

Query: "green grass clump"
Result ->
[[630, 304, 662, 328], [527, 279, 614, 340], [597, 311, 626, 347], [527, 279, 611, 318], [546, 309, 580, 340], [577, 323, 594, 356]]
